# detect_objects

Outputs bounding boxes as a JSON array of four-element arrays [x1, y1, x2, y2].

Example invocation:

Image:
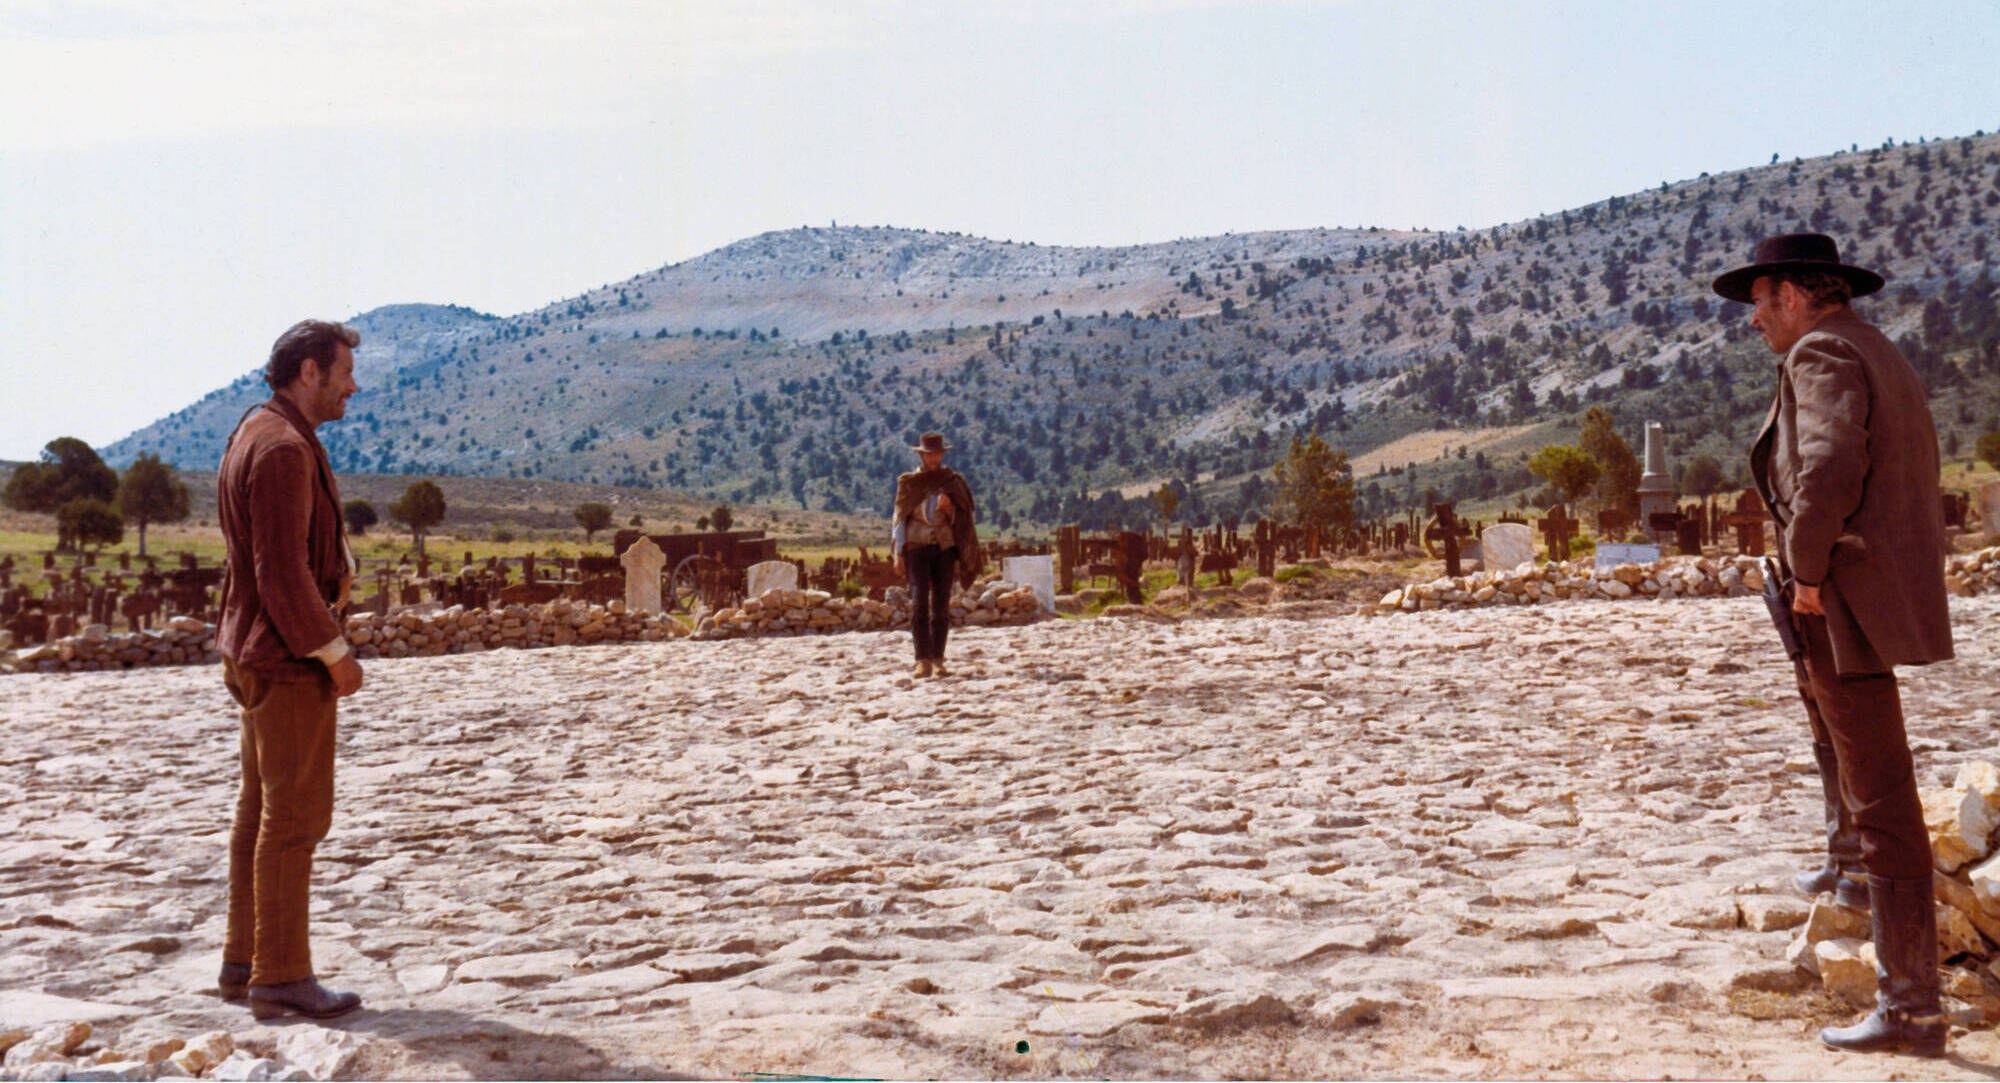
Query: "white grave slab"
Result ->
[[1980, 480, 2000, 544], [1002, 555, 1056, 613], [1594, 542, 1660, 570], [619, 537, 665, 615], [746, 560, 799, 599], [1481, 523, 1536, 572]]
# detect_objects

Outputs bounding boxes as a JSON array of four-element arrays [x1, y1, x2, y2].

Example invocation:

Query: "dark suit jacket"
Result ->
[[1750, 308, 1954, 674], [216, 397, 349, 682]]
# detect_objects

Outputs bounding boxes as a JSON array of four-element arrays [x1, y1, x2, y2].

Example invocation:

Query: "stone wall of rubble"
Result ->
[[4, 580, 1049, 674], [693, 579, 1043, 640], [6, 616, 221, 674], [1377, 555, 1769, 613], [1947, 546, 2000, 596], [1378, 546, 1999, 614], [1786, 761, 2000, 1024]]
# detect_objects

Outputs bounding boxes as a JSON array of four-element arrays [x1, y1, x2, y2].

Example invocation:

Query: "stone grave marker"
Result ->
[[745, 559, 798, 599], [1002, 554, 1056, 613], [1481, 522, 1535, 572], [1979, 481, 2000, 544], [620, 536, 665, 614], [1595, 542, 1660, 570]]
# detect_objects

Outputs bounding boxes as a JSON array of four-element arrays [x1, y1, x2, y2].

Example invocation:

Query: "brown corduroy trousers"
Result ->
[[1799, 613, 1931, 882], [222, 658, 336, 986]]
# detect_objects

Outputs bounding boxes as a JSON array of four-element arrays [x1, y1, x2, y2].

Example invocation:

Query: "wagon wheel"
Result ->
[[1421, 517, 1450, 559], [667, 554, 717, 613], [669, 554, 736, 613]]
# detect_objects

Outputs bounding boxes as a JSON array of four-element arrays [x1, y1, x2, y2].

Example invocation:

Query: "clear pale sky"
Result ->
[[3, 0, 1997, 462]]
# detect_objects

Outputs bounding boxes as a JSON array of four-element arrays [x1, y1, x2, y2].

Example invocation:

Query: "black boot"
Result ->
[[217, 961, 250, 1001], [1796, 741, 1867, 909], [1820, 875, 1946, 1057], [248, 978, 362, 1021]]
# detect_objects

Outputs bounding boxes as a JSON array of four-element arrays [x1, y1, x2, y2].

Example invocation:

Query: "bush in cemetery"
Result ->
[[1274, 428, 1357, 540], [574, 501, 613, 541], [116, 452, 190, 556], [1528, 444, 1600, 509], [3, 436, 118, 551], [389, 480, 447, 560], [343, 499, 379, 536], [1979, 431, 2000, 472], [58, 498, 124, 551], [1581, 406, 1641, 518]]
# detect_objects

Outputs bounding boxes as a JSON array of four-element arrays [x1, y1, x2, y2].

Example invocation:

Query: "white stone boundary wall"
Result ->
[[693, 578, 1043, 640], [5, 615, 219, 674], [1377, 546, 1999, 614], [1947, 547, 2000, 596], [3, 578, 1049, 674]]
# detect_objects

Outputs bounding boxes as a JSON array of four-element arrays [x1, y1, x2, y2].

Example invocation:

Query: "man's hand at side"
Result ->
[[1793, 582, 1825, 616], [329, 654, 364, 697]]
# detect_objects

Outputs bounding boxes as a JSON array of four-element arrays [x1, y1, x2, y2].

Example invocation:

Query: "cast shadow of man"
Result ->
[[323, 1007, 696, 1081]]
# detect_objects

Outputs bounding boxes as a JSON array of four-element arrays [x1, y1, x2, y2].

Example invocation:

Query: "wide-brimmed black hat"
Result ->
[[911, 432, 951, 454], [1711, 232, 1884, 304]]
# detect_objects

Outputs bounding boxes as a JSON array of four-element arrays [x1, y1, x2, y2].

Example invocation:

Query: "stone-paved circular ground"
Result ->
[[5, 595, 1999, 1079]]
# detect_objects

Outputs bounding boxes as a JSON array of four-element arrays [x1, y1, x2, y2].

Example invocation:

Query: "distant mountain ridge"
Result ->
[[107, 131, 2000, 530]]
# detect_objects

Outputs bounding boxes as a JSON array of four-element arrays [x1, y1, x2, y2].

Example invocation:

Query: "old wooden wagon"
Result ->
[[611, 529, 780, 613]]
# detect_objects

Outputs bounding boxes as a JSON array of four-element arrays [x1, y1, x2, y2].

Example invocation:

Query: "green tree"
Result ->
[[389, 480, 447, 560], [343, 499, 378, 536], [574, 501, 613, 542], [57, 498, 123, 551], [1528, 444, 1601, 508], [1273, 428, 1357, 541], [1149, 483, 1181, 527], [1580, 407, 1641, 517], [710, 504, 733, 533], [1978, 431, 2000, 472], [3, 437, 118, 551], [1681, 454, 1726, 498], [116, 452, 190, 556]]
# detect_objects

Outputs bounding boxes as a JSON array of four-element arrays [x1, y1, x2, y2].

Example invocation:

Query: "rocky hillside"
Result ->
[[106, 132, 2000, 530]]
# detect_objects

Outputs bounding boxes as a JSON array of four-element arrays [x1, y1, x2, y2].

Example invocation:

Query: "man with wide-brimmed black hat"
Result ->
[[1714, 233, 1954, 1056], [891, 433, 979, 678]]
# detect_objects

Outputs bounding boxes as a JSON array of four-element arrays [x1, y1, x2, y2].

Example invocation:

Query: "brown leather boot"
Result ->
[[1820, 876, 1946, 1057], [248, 979, 362, 1021], [912, 660, 933, 678]]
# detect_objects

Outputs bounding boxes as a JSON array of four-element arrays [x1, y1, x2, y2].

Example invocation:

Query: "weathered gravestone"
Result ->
[[1595, 542, 1661, 570], [1481, 523, 1536, 572], [744, 558, 798, 600], [1002, 555, 1056, 613], [620, 536, 665, 615], [1980, 481, 2000, 545]]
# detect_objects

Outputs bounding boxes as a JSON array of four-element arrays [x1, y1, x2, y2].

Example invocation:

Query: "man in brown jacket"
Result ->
[[891, 432, 979, 677], [214, 319, 365, 1020], [1716, 233, 1955, 1056]]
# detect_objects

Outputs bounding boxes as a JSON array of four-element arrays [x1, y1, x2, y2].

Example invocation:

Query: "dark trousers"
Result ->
[[223, 658, 337, 986], [1799, 613, 1930, 881], [904, 543, 957, 662]]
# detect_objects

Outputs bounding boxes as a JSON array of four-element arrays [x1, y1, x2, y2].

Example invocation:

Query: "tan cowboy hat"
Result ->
[[911, 432, 951, 454]]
